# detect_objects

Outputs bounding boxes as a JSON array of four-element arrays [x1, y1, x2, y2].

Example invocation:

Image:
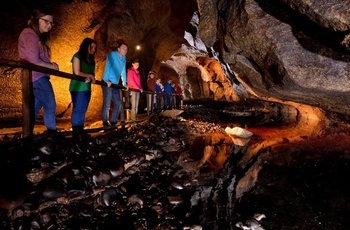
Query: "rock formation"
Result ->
[[0, 0, 350, 121]]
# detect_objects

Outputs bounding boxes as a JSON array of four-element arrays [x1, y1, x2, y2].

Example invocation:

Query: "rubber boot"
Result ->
[[47, 128, 58, 134], [72, 125, 84, 132], [103, 121, 110, 127], [47, 128, 65, 140], [72, 125, 84, 139]]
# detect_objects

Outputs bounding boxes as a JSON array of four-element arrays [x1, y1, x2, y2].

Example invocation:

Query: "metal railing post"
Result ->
[[119, 89, 125, 127]]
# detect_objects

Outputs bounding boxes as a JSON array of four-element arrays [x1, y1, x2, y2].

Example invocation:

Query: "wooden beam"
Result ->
[[0, 58, 156, 135], [21, 69, 34, 137]]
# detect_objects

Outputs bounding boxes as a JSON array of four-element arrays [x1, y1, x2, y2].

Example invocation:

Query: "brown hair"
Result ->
[[131, 57, 139, 63], [27, 8, 53, 57], [78, 38, 96, 64], [109, 39, 128, 52], [117, 39, 128, 48]]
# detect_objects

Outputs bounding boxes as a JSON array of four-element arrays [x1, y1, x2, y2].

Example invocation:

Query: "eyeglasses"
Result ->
[[40, 18, 54, 27]]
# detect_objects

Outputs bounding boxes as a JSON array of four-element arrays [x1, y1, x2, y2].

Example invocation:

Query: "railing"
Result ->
[[0, 58, 160, 137]]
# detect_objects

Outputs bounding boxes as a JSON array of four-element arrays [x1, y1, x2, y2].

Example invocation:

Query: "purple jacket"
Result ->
[[18, 27, 51, 82]]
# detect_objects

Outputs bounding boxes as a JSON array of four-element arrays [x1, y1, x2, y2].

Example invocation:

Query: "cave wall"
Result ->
[[0, 0, 199, 122], [1, 0, 350, 123], [216, 0, 350, 115]]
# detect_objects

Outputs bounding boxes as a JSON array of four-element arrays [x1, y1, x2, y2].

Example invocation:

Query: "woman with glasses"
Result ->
[[18, 8, 59, 134]]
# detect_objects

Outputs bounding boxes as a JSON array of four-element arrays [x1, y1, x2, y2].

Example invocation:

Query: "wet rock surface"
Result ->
[[0, 103, 349, 229]]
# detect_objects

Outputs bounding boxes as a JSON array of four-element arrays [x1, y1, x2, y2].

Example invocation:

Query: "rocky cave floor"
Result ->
[[0, 102, 349, 230]]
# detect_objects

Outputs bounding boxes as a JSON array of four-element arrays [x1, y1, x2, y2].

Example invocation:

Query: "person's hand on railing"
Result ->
[[85, 74, 96, 83], [91, 75, 96, 84], [51, 62, 59, 71], [123, 85, 129, 91]]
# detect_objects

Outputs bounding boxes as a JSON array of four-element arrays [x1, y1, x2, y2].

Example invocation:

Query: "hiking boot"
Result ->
[[47, 129, 65, 140]]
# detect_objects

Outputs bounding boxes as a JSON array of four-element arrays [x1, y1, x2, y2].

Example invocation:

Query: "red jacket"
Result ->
[[175, 85, 182, 95], [147, 77, 156, 92]]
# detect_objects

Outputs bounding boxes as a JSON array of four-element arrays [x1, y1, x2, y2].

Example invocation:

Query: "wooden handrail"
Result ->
[[0, 58, 177, 95], [0, 58, 131, 137], [0, 58, 179, 137], [0, 58, 159, 93], [0, 58, 121, 88]]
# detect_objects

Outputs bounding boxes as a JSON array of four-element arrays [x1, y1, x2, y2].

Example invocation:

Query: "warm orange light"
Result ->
[[136, 45, 141, 51]]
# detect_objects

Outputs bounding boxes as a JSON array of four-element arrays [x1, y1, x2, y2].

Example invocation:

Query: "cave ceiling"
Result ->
[[1, 0, 350, 121]]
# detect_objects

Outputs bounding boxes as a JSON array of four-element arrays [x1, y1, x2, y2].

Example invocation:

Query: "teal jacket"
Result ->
[[102, 51, 127, 86]]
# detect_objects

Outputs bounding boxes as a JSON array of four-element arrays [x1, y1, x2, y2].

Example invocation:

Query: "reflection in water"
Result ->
[[220, 99, 300, 127], [188, 133, 233, 170], [188, 100, 325, 173], [230, 136, 251, 147], [187, 100, 350, 229]]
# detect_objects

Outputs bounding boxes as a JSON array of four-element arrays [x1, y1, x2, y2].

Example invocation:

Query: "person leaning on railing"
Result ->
[[18, 7, 59, 134], [101, 41, 129, 127], [69, 38, 97, 135]]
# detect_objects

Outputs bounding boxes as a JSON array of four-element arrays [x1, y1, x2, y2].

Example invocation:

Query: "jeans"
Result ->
[[175, 95, 181, 108], [164, 93, 172, 109], [102, 85, 121, 123], [70, 91, 91, 127], [147, 94, 155, 112], [155, 94, 163, 110], [33, 77, 56, 130], [130, 91, 140, 120]]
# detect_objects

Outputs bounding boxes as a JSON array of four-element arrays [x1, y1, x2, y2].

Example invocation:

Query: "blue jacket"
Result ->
[[164, 81, 172, 94], [155, 84, 162, 93], [102, 51, 127, 86]]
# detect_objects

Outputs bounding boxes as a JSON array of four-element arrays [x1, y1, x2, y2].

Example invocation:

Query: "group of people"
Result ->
[[18, 7, 183, 136], [164, 79, 183, 110], [153, 79, 183, 110], [146, 73, 183, 112]]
